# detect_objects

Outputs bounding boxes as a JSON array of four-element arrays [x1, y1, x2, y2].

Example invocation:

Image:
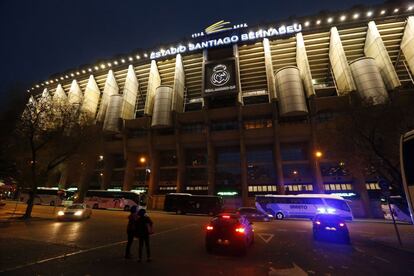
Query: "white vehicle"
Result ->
[[255, 194, 353, 220], [400, 130, 414, 223], [19, 187, 74, 206], [84, 190, 146, 211], [381, 196, 412, 223]]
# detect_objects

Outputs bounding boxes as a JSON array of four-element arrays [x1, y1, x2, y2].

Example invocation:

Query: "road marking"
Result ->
[[354, 246, 365, 253], [354, 231, 374, 235], [258, 233, 274, 243], [268, 263, 307, 276], [373, 256, 390, 263], [0, 223, 197, 273]]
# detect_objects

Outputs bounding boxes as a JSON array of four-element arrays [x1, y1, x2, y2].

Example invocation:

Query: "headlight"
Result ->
[[58, 211, 64, 216], [267, 214, 274, 218], [74, 211, 83, 216]]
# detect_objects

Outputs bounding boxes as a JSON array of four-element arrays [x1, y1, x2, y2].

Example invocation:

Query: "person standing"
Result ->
[[125, 205, 138, 259], [135, 208, 153, 262]]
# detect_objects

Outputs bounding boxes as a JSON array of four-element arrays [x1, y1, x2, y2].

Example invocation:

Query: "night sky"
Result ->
[[0, 0, 385, 107]]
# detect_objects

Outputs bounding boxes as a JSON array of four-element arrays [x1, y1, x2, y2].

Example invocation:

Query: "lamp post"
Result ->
[[314, 150, 324, 193]]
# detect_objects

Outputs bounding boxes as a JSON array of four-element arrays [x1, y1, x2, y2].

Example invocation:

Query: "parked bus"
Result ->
[[381, 196, 412, 223], [164, 193, 223, 215], [19, 187, 74, 206], [400, 130, 414, 223], [83, 190, 146, 211], [255, 194, 353, 220]]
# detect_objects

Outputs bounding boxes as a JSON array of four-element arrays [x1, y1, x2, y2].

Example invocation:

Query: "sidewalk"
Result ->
[[0, 201, 63, 222]]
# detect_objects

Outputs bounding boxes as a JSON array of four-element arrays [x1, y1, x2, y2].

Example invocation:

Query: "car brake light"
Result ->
[[206, 225, 213, 231], [235, 227, 245, 234], [315, 221, 321, 225], [339, 223, 345, 227], [222, 215, 230, 219]]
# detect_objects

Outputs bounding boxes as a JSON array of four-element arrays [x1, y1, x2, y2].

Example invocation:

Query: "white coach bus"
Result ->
[[83, 190, 147, 211], [255, 194, 353, 220], [19, 187, 74, 206]]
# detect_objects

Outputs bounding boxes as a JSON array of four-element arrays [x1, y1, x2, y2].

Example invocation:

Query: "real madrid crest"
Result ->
[[210, 64, 230, 87]]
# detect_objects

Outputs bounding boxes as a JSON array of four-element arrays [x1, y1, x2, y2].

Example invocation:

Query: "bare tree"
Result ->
[[10, 93, 99, 218], [317, 93, 414, 194]]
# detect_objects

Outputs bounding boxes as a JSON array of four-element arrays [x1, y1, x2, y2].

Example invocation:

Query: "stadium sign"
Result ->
[[203, 59, 238, 96], [150, 23, 302, 59]]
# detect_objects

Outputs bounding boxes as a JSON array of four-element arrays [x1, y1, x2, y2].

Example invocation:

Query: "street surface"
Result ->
[[1, 202, 414, 276]]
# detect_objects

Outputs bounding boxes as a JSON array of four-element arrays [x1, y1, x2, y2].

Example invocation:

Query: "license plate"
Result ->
[[325, 227, 337, 231]]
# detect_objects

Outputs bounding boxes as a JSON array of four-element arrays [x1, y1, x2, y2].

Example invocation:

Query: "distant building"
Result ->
[[28, 3, 414, 216]]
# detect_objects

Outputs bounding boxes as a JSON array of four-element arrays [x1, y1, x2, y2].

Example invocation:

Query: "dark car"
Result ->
[[313, 214, 350, 243], [205, 213, 254, 255], [237, 207, 273, 222]]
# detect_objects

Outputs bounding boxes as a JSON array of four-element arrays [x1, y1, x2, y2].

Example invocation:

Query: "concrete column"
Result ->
[[263, 38, 277, 100], [172, 54, 185, 113], [97, 70, 119, 122], [401, 16, 414, 77], [58, 160, 75, 189], [175, 120, 186, 193], [53, 84, 67, 105], [233, 44, 243, 104], [309, 99, 324, 193], [77, 155, 97, 202], [101, 154, 114, 190], [144, 60, 161, 115], [329, 27, 356, 95], [81, 75, 100, 119], [207, 140, 215, 195], [365, 21, 401, 90], [121, 65, 139, 120], [353, 169, 373, 218], [238, 106, 248, 206], [68, 79, 83, 106], [148, 130, 159, 196], [296, 32, 315, 97], [123, 152, 137, 191], [272, 102, 285, 194]]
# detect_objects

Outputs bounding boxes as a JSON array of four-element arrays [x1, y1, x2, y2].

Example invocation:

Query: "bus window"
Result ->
[[324, 198, 350, 211]]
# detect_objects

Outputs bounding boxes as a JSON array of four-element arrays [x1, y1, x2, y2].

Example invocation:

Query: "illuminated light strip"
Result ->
[[31, 5, 413, 89]]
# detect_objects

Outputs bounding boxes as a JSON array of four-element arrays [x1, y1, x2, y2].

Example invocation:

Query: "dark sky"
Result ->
[[0, 0, 385, 107]]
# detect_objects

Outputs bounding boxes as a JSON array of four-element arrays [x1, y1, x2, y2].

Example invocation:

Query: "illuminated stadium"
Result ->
[[27, 3, 414, 216]]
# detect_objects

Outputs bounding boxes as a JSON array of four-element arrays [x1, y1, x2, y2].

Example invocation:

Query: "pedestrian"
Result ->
[[135, 208, 153, 262], [125, 205, 138, 259]]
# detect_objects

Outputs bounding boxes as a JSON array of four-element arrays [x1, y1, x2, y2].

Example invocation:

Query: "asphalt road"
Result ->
[[1, 204, 414, 276]]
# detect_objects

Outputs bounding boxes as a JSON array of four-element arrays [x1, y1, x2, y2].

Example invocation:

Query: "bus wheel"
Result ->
[[93, 203, 99, 209], [50, 201, 55, 206], [124, 205, 130, 211], [275, 212, 284, 220]]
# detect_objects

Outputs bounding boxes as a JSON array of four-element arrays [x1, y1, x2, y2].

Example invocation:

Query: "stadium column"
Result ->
[[263, 38, 277, 100], [77, 155, 97, 202], [353, 168, 373, 218], [101, 154, 114, 190], [123, 152, 136, 191], [204, 109, 215, 195], [147, 130, 159, 197], [238, 105, 249, 205], [401, 16, 414, 77], [175, 116, 186, 193], [308, 101, 325, 193], [271, 102, 285, 194], [365, 21, 401, 90], [329, 27, 356, 95]]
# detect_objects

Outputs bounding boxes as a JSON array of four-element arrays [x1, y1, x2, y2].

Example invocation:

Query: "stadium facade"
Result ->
[[28, 3, 414, 216]]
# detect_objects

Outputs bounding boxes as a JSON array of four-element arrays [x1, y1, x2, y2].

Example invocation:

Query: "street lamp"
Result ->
[[315, 150, 323, 159]]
